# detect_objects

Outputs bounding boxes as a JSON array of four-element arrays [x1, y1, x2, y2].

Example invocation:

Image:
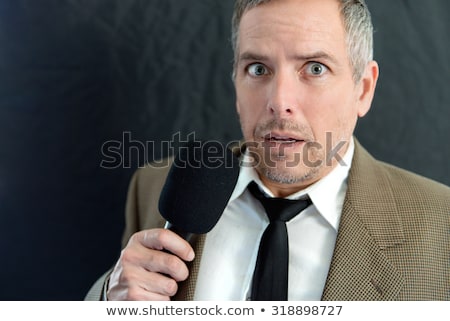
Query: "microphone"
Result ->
[[158, 140, 240, 244]]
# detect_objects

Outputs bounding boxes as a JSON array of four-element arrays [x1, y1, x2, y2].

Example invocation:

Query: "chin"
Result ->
[[258, 164, 321, 186]]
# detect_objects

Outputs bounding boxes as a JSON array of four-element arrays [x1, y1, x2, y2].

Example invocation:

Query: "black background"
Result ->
[[0, 0, 449, 300]]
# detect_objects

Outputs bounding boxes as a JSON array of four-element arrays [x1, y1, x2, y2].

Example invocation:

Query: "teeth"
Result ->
[[264, 134, 302, 143], [269, 137, 297, 142]]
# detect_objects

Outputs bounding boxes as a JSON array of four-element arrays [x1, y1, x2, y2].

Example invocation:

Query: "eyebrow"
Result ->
[[238, 50, 339, 65], [238, 52, 268, 63]]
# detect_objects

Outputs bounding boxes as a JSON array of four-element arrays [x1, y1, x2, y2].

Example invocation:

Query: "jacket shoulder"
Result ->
[[351, 140, 450, 210], [377, 160, 450, 208]]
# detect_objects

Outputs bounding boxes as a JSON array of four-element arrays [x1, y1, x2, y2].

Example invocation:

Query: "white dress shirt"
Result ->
[[193, 138, 354, 300]]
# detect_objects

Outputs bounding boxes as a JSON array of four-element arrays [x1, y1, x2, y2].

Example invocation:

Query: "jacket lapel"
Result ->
[[322, 140, 405, 300], [172, 234, 206, 300]]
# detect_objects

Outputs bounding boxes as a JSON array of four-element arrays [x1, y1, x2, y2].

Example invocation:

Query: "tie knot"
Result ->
[[248, 182, 311, 222]]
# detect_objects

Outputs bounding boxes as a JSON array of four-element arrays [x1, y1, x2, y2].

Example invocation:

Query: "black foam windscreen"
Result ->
[[158, 141, 241, 234]]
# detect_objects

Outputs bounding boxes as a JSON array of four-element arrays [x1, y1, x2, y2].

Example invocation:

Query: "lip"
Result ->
[[263, 132, 305, 144]]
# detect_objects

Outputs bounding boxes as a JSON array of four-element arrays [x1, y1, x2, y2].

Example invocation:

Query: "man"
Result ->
[[86, 0, 450, 300]]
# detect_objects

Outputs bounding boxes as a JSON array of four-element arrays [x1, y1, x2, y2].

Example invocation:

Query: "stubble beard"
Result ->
[[248, 118, 326, 185], [254, 144, 325, 185]]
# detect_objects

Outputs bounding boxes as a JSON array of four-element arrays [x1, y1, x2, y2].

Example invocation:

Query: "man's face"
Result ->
[[234, 0, 378, 196]]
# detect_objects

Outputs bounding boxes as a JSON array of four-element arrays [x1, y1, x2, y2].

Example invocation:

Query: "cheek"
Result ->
[[238, 109, 257, 140], [303, 89, 358, 141], [236, 87, 266, 139]]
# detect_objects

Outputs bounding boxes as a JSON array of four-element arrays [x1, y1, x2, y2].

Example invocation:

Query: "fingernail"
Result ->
[[187, 250, 195, 261]]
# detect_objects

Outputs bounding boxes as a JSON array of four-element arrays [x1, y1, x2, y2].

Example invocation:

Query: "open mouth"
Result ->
[[263, 133, 304, 144]]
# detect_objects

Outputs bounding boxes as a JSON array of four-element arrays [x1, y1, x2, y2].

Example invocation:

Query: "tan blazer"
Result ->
[[85, 139, 450, 300]]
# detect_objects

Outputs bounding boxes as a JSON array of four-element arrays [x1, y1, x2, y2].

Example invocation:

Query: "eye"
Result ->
[[305, 62, 328, 76], [247, 63, 269, 77]]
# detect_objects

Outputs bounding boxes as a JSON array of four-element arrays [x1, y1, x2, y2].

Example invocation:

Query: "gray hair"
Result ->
[[231, 0, 374, 82]]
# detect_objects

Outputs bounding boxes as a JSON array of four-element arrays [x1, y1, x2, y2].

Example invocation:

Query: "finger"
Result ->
[[119, 241, 190, 282], [108, 262, 178, 300], [135, 228, 195, 262], [126, 287, 171, 301], [138, 248, 190, 282], [138, 269, 179, 296], [108, 282, 172, 301]]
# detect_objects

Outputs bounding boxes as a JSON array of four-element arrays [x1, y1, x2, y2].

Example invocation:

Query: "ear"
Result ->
[[357, 60, 379, 118]]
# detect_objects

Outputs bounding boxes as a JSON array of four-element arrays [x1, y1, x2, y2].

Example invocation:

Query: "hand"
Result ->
[[107, 228, 195, 301]]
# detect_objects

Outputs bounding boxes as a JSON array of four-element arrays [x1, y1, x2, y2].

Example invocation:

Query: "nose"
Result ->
[[267, 71, 299, 117]]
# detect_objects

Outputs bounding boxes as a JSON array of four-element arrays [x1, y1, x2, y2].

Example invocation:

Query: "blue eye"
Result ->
[[306, 62, 328, 76], [247, 63, 269, 76]]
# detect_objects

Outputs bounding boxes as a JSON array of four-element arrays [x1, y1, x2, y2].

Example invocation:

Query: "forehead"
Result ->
[[238, 0, 346, 54], [240, 0, 343, 25]]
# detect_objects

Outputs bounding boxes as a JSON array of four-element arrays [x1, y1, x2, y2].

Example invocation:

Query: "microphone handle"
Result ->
[[164, 221, 199, 248]]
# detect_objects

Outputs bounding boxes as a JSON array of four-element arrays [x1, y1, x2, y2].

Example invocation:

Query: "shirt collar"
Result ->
[[229, 137, 355, 231]]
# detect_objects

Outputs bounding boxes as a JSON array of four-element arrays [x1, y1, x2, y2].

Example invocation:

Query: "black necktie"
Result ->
[[248, 181, 312, 301]]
